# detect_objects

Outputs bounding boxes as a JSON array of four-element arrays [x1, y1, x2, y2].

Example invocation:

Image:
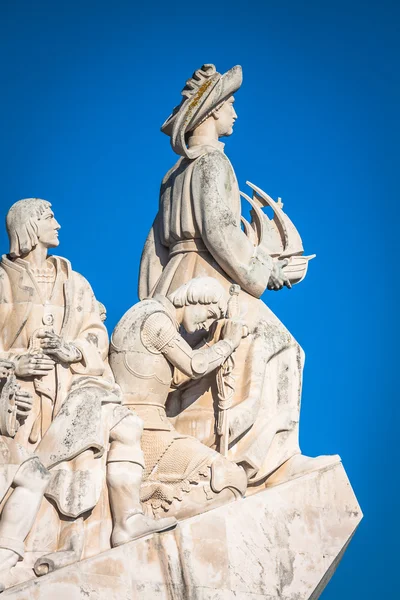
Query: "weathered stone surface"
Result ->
[[3, 460, 362, 599], [109, 278, 248, 521], [0, 64, 362, 595], [0, 199, 175, 582], [139, 62, 317, 487]]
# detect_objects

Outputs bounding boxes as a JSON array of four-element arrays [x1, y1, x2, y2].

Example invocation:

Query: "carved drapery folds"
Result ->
[[0, 64, 360, 599]]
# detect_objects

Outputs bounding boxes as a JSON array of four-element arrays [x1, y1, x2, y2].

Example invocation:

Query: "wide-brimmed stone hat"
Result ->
[[161, 64, 242, 157]]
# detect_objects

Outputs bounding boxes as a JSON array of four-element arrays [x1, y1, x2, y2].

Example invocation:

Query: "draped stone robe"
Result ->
[[139, 138, 304, 484], [0, 254, 123, 518], [0, 255, 109, 446]]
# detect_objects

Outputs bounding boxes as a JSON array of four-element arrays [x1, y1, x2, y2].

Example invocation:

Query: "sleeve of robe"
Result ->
[[191, 150, 273, 298], [69, 273, 110, 377]]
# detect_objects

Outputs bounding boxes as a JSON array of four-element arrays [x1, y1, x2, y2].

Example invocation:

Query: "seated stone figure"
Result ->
[[0, 360, 50, 591], [110, 277, 248, 520], [0, 199, 174, 576]]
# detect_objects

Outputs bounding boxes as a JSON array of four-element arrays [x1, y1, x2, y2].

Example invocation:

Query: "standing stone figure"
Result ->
[[0, 199, 174, 575], [110, 277, 248, 519], [0, 360, 50, 591], [139, 64, 335, 488]]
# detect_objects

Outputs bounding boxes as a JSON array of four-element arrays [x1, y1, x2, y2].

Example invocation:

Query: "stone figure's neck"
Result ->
[[17, 245, 50, 270], [187, 135, 225, 152]]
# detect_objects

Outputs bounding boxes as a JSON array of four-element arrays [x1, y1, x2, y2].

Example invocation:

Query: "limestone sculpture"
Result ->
[[0, 199, 175, 580], [139, 63, 336, 489], [0, 361, 50, 592], [0, 63, 362, 599], [109, 277, 248, 519]]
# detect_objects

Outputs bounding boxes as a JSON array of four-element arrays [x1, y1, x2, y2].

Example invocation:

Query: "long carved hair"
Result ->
[[6, 198, 51, 258]]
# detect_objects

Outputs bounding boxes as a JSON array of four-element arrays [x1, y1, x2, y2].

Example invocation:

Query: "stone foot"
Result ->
[[0, 549, 19, 574], [265, 453, 341, 488], [0, 549, 21, 593], [111, 514, 177, 548], [34, 548, 82, 576]]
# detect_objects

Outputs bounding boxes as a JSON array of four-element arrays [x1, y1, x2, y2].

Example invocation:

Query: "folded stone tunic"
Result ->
[[138, 140, 303, 484]]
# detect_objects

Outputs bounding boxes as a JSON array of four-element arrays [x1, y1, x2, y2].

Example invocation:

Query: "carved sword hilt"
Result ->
[[217, 284, 242, 457], [227, 284, 240, 318]]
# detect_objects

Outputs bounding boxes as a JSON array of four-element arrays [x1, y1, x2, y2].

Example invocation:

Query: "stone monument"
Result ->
[[0, 64, 362, 599]]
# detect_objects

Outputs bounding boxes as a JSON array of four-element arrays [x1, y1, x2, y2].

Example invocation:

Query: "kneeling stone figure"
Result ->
[[110, 277, 248, 520], [0, 198, 175, 578]]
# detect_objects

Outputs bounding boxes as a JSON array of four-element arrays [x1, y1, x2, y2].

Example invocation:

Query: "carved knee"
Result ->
[[108, 414, 145, 466], [110, 413, 143, 445], [13, 457, 50, 493]]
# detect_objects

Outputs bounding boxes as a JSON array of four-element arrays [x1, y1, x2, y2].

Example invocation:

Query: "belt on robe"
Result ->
[[169, 239, 207, 257]]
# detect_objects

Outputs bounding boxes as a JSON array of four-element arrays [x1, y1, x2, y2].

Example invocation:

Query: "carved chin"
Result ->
[[222, 127, 234, 137]]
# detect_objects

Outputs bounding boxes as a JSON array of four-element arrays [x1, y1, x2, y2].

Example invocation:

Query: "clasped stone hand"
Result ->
[[36, 330, 82, 364], [14, 388, 33, 418], [14, 352, 55, 377], [267, 259, 292, 291], [222, 319, 248, 350]]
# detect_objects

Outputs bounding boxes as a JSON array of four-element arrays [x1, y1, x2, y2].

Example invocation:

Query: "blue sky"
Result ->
[[0, 1, 398, 597]]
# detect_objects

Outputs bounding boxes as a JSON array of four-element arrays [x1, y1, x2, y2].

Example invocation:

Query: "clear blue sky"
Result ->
[[0, 1, 397, 597]]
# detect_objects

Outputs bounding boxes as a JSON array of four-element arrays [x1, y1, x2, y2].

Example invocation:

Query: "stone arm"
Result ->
[[162, 334, 235, 380], [144, 312, 235, 380], [67, 274, 110, 377], [192, 151, 273, 298]]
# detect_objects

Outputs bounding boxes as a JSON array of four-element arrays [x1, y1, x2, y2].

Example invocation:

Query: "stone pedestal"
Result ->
[[2, 460, 362, 599]]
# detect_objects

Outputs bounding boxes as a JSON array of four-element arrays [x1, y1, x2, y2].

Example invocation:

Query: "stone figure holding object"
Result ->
[[0, 62, 362, 599], [0, 199, 174, 577], [139, 64, 337, 487], [0, 360, 50, 591], [110, 277, 248, 519]]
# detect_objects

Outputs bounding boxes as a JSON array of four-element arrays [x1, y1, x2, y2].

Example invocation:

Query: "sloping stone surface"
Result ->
[[3, 461, 362, 599]]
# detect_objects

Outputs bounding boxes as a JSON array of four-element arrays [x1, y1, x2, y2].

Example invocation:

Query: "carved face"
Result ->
[[182, 304, 222, 334], [37, 207, 61, 248], [214, 96, 237, 137]]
